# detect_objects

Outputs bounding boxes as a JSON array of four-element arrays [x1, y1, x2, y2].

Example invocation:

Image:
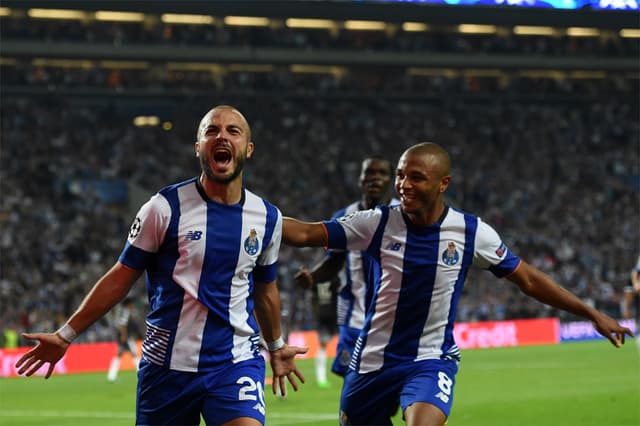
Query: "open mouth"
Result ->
[[213, 149, 232, 164]]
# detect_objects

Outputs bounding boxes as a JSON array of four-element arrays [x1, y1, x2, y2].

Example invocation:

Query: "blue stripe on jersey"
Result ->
[[348, 207, 389, 372], [364, 206, 389, 319], [324, 220, 347, 248], [149, 183, 184, 367], [384, 219, 441, 364], [252, 200, 278, 283], [118, 242, 154, 270], [489, 253, 521, 277], [441, 214, 477, 360], [153, 185, 184, 367], [254, 262, 278, 284], [199, 201, 243, 367]]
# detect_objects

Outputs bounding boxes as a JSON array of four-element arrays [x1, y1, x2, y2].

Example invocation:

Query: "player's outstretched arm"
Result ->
[[282, 217, 328, 247], [15, 262, 142, 379], [506, 261, 634, 347]]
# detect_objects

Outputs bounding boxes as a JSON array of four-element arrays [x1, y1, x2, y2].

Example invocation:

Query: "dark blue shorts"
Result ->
[[339, 358, 458, 425], [136, 357, 266, 425]]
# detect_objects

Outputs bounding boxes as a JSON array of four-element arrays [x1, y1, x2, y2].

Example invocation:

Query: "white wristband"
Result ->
[[56, 324, 77, 343], [267, 336, 285, 352]]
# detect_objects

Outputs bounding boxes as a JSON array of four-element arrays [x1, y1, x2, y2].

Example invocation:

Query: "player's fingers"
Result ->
[[294, 346, 309, 355], [15, 352, 32, 369], [286, 373, 299, 391], [292, 367, 305, 384], [45, 363, 55, 379], [26, 360, 44, 377], [17, 356, 36, 375]]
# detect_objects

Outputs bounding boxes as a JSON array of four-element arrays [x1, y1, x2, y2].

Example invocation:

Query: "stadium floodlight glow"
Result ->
[[620, 28, 640, 38], [570, 70, 606, 79], [167, 62, 224, 73], [286, 18, 335, 29], [463, 69, 503, 77], [407, 67, 460, 78], [228, 64, 275, 72], [457, 24, 497, 34], [290, 64, 346, 77], [224, 16, 270, 26], [133, 116, 160, 127], [566, 27, 600, 37], [32, 58, 94, 68], [344, 20, 387, 31], [513, 26, 556, 36], [518, 70, 566, 79], [27, 8, 87, 20], [161, 14, 215, 25], [402, 22, 429, 32], [95, 11, 145, 22], [99, 60, 149, 69], [0, 7, 11, 16]]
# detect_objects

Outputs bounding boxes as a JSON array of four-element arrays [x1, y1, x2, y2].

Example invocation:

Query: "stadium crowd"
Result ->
[[1, 8, 638, 347], [1, 87, 637, 346]]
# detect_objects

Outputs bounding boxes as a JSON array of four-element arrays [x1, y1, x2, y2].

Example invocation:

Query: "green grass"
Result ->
[[1, 340, 638, 425]]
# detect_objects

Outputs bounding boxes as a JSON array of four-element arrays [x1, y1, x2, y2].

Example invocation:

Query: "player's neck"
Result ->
[[199, 174, 243, 204], [405, 202, 447, 227]]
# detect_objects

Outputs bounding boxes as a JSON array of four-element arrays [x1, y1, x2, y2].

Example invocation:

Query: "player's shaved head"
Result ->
[[197, 105, 252, 142], [403, 142, 451, 177]]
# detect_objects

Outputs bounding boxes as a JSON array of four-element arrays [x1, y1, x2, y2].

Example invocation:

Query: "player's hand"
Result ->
[[269, 344, 308, 395], [15, 332, 70, 379], [591, 313, 634, 348], [294, 267, 314, 290]]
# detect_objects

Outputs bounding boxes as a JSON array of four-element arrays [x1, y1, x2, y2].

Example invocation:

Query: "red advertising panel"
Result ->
[[2, 319, 562, 377], [1, 342, 140, 378], [454, 318, 560, 349]]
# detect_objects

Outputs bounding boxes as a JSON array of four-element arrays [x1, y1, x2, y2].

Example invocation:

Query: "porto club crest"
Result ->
[[244, 228, 260, 255], [442, 241, 460, 266]]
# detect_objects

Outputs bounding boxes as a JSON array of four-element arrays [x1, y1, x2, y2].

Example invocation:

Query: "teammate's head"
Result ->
[[395, 142, 451, 224], [359, 155, 393, 209], [195, 105, 254, 184]]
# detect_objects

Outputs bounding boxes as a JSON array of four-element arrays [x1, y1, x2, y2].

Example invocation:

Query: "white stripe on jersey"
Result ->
[[173, 183, 208, 300], [169, 184, 209, 370], [230, 191, 268, 361], [171, 296, 208, 371], [358, 209, 406, 372], [417, 210, 466, 361]]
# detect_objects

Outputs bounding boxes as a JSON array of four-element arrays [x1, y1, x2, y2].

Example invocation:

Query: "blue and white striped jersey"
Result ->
[[324, 204, 520, 374], [119, 177, 282, 372], [329, 199, 399, 332]]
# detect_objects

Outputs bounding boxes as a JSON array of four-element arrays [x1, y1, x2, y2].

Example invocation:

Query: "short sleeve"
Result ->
[[473, 218, 521, 278], [325, 208, 384, 252], [118, 193, 171, 270]]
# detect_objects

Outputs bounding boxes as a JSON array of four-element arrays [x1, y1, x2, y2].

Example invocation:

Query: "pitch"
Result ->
[[1, 340, 638, 425]]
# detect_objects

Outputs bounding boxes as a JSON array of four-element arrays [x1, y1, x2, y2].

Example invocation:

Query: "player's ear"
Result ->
[[195, 141, 200, 157], [246, 141, 254, 158], [440, 175, 451, 193]]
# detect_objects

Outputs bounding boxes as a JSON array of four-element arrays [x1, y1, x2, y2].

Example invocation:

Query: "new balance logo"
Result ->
[[184, 230, 203, 241], [385, 242, 402, 251]]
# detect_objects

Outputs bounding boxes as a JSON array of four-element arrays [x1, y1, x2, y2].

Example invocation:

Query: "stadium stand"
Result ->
[[1, 0, 638, 344]]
